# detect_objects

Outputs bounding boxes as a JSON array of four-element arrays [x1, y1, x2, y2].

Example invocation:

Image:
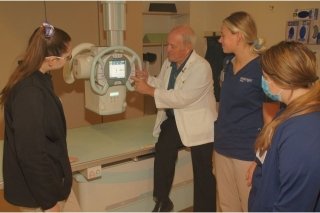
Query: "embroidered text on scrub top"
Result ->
[[240, 77, 253, 83]]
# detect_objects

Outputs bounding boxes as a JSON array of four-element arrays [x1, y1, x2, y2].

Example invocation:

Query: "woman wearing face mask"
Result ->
[[248, 41, 320, 211], [0, 22, 79, 212]]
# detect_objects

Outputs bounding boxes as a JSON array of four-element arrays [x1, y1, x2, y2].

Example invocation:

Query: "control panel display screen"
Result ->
[[109, 60, 126, 79]]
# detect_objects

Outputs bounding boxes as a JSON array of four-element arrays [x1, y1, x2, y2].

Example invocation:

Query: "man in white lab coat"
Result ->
[[132, 25, 217, 212]]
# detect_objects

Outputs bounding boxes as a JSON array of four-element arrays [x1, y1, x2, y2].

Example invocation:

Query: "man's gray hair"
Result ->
[[170, 25, 196, 48]]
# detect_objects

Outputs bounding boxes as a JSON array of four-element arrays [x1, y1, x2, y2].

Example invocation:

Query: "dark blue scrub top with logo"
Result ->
[[249, 111, 320, 211], [214, 56, 265, 161]]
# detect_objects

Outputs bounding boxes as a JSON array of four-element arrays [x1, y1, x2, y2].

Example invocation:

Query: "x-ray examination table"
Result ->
[[0, 115, 193, 211]]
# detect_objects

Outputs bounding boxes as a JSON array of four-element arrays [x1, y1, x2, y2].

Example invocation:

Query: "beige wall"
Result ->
[[0, 1, 144, 139], [189, 1, 320, 56]]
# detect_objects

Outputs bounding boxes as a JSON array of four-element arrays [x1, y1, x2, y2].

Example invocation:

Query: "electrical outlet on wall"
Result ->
[[80, 165, 102, 180]]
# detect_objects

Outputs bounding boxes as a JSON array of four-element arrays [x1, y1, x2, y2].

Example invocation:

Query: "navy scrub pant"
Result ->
[[153, 116, 216, 212]]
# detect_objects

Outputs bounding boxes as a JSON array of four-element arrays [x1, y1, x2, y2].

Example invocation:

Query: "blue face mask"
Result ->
[[261, 76, 282, 102]]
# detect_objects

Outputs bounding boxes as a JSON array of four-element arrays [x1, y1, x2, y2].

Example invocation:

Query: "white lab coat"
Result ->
[[148, 51, 218, 147]]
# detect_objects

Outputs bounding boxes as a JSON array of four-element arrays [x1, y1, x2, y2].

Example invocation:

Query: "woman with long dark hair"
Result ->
[[1, 22, 78, 212]]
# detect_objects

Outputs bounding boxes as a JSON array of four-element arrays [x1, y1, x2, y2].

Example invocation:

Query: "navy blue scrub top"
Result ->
[[249, 111, 320, 211], [214, 56, 265, 161]]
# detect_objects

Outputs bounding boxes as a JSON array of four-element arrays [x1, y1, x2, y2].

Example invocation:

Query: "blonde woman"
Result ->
[[213, 11, 269, 211], [249, 41, 320, 211]]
